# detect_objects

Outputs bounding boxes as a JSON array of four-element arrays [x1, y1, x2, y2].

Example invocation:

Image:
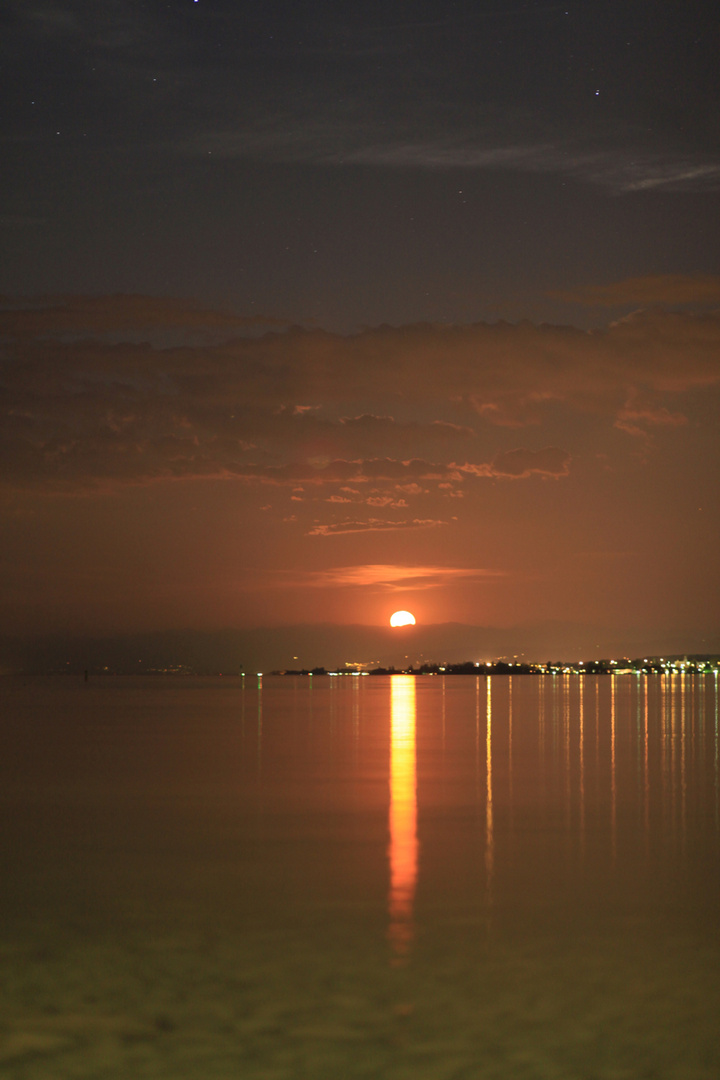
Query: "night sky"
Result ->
[[1, 0, 719, 669]]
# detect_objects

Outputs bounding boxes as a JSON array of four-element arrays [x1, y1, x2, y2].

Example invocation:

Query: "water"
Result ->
[[1, 673, 719, 1078]]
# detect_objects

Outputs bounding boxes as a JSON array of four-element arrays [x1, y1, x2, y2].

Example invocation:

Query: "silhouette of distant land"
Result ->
[[272, 656, 720, 676], [1, 625, 718, 677]]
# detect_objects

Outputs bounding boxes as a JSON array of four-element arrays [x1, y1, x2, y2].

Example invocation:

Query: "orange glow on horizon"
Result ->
[[388, 675, 418, 958]]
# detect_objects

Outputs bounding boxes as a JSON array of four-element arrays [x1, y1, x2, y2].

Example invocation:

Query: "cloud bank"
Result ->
[[1, 285, 718, 535]]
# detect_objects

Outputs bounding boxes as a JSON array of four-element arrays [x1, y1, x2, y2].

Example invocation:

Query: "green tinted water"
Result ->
[[1, 673, 718, 1078]]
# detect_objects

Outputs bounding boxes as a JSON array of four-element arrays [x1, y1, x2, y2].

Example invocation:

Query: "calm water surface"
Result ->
[[1, 673, 719, 1078]]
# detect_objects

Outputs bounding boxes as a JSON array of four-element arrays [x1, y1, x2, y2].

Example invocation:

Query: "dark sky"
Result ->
[[1, 1, 719, 666], [3, 0, 720, 325]]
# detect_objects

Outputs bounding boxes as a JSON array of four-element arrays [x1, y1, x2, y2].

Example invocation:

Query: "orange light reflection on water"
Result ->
[[388, 675, 418, 960]]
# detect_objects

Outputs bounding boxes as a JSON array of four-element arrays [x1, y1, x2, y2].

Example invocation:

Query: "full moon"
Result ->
[[390, 610, 416, 627]]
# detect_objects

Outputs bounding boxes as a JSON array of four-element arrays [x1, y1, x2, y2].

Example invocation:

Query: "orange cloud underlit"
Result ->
[[292, 564, 506, 589]]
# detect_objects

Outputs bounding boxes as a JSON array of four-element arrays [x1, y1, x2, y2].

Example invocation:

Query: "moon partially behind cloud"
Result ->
[[390, 611, 416, 627]]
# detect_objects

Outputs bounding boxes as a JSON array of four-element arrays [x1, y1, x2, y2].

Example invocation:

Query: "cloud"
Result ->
[[449, 447, 572, 480], [1, 296, 718, 495], [551, 275, 720, 308], [18, 3, 80, 36], [294, 564, 505, 589], [228, 458, 453, 488], [614, 395, 688, 440], [306, 519, 446, 536], [366, 495, 408, 507], [182, 118, 720, 193], [11, 1, 158, 50], [0, 294, 285, 339], [489, 446, 571, 479], [339, 414, 474, 439]]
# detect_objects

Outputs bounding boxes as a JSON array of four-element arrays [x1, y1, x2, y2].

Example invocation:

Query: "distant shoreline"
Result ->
[[271, 656, 720, 677], [7, 655, 715, 678], [14, 655, 718, 678]]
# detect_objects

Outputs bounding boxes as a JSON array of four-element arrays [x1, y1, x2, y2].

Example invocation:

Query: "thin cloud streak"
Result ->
[[456, 447, 571, 479], [551, 275, 720, 308], [292, 564, 506, 589], [306, 519, 446, 537], [183, 121, 720, 193]]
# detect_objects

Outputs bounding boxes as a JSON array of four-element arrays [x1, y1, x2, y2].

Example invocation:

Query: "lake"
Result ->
[[1, 673, 719, 1078]]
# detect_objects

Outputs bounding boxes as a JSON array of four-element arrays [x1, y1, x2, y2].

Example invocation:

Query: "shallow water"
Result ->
[[1, 673, 719, 1078]]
